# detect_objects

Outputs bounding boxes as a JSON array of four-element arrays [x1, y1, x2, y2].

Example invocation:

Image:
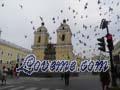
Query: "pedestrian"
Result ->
[[1, 66, 8, 85], [13, 64, 19, 79], [16, 64, 19, 79], [100, 70, 110, 90], [64, 71, 70, 86], [114, 65, 118, 85], [0, 69, 2, 82], [117, 66, 120, 81], [13, 66, 16, 78], [10, 66, 13, 78], [7, 68, 10, 75], [61, 72, 64, 80]]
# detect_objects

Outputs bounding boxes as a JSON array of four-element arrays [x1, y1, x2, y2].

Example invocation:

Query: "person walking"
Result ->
[[10, 67, 13, 78], [61, 71, 64, 80], [100, 70, 110, 90], [13, 64, 19, 79], [1, 66, 8, 85], [13, 66, 17, 78], [64, 71, 70, 86]]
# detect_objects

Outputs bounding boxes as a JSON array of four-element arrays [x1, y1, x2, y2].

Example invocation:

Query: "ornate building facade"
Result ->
[[32, 20, 74, 60]]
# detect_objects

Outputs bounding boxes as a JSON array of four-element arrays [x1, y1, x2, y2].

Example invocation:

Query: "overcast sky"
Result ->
[[0, 0, 120, 58]]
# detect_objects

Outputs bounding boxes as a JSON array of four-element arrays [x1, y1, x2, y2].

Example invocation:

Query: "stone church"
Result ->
[[32, 20, 74, 60]]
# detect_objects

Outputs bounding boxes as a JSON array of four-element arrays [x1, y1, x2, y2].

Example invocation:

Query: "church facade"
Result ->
[[32, 20, 74, 60]]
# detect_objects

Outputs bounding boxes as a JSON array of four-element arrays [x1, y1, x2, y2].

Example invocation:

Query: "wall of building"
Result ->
[[56, 45, 73, 60], [0, 41, 31, 68], [32, 48, 45, 60]]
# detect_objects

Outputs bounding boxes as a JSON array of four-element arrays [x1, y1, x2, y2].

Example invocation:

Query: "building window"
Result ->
[[10, 61, 11, 64], [7, 61, 9, 64], [10, 61, 14, 64], [38, 36, 41, 43], [1, 51, 3, 55], [62, 34, 65, 41], [62, 27, 65, 30], [0, 60, 2, 64], [8, 53, 9, 56], [39, 29, 41, 32]]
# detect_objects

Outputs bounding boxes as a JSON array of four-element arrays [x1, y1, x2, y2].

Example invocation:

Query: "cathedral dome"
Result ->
[[37, 22, 47, 32]]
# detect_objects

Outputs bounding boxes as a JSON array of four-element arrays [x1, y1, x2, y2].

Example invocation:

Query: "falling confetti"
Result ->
[[2, 3, 4, 7]]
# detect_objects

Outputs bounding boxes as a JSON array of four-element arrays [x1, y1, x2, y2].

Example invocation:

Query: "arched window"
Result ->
[[39, 29, 41, 32], [38, 36, 41, 43], [1, 51, 3, 55], [62, 27, 64, 30], [62, 34, 65, 41]]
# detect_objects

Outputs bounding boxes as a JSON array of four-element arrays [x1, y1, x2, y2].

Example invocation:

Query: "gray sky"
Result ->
[[0, 0, 120, 58]]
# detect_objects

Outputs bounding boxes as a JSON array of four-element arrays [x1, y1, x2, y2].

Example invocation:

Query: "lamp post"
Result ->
[[100, 19, 117, 87], [0, 29, 2, 38]]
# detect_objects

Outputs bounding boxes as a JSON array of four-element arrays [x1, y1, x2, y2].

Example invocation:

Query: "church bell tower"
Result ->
[[56, 20, 74, 60], [32, 22, 49, 60]]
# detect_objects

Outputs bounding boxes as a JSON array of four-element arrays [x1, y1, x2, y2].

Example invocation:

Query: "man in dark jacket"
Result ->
[[61, 72, 64, 80], [64, 71, 70, 86]]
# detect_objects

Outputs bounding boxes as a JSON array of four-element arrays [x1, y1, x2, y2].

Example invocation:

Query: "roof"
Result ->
[[57, 20, 71, 32], [37, 22, 47, 32], [0, 38, 32, 53], [37, 26, 47, 32], [57, 23, 71, 31]]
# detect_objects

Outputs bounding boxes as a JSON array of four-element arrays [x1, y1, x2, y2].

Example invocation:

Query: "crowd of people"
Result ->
[[0, 65, 19, 85], [0, 64, 119, 89]]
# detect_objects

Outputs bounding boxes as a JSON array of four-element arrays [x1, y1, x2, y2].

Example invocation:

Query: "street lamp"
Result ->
[[0, 29, 2, 38], [100, 19, 117, 87]]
